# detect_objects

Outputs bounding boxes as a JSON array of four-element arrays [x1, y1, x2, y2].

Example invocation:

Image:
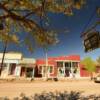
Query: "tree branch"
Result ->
[[0, 2, 44, 33]]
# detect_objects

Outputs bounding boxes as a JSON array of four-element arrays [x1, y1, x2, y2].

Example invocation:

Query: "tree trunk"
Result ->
[[0, 42, 7, 76]]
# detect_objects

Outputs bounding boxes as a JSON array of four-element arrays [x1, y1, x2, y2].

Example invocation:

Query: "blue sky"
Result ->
[[0, 0, 100, 60]]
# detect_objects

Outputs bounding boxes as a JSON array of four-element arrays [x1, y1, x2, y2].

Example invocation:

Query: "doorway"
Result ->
[[26, 68, 33, 77], [65, 62, 71, 77]]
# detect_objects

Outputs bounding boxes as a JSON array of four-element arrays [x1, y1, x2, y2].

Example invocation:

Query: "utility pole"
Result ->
[[45, 51, 48, 79]]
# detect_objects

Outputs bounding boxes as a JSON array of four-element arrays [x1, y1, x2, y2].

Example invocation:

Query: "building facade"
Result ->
[[0, 52, 95, 79], [35, 55, 81, 79], [0, 52, 36, 79]]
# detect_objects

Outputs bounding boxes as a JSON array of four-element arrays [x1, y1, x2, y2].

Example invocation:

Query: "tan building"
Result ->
[[0, 52, 36, 79], [19, 58, 36, 78]]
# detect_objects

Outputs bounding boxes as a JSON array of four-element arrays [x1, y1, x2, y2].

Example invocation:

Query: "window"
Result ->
[[57, 62, 63, 67], [72, 62, 78, 67], [65, 62, 71, 67], [9, 63, 16, 75], [49, 66, 53, 73]]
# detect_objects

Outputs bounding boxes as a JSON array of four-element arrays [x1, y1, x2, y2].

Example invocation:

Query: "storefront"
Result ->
[[19, 58, 36, 78], [0, 53, 93, 79], [36, 55, 81, 79], [0, 53, 36, 79], [36, 59, 57, 78], [0, 52, 22, 78]]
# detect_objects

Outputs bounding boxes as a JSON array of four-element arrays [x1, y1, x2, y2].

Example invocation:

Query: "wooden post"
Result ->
[[63, 62, 65, 77]]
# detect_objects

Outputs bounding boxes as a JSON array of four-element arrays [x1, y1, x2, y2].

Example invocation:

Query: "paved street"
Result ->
[[0, 80, 100, 99]]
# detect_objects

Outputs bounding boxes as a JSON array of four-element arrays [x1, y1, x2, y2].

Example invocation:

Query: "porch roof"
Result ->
[[19, 58, 36, 67], [20, 58, 36, 64], [19, 63, 35, 68]]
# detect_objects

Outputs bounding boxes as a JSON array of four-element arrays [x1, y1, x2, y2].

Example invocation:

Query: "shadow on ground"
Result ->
[[0, 91, 100, 100]]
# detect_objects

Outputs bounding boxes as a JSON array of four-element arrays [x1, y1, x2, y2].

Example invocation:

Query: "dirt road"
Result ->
[[0, 80, 100, 99]]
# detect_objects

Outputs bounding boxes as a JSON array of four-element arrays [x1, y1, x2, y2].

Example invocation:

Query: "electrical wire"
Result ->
[[80, 7, 97, 37]]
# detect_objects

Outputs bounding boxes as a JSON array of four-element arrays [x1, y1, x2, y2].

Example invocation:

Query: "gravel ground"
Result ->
[[0, 79, 100, 99]]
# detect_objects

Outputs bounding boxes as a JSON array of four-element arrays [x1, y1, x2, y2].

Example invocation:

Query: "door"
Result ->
[[65, 62, 71, 77]]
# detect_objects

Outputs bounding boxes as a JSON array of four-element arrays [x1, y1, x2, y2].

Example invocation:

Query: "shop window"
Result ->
[[72, 62, 78, 67], [65, 62, 71, 68], [26, 68, 33, 77], [49, 66, 53, 73], [58, 67, 64, 75], [9, 63, 16, 75], [57, 62, 63, 67], [43, 66, 46, 74]]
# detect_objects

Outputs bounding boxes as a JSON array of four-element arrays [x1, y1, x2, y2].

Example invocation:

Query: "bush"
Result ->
[[0, 91, 100, 100]]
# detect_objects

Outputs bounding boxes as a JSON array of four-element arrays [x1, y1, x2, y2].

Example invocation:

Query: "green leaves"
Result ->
[[81, 57, 96, 72], [96, 56, 100, 65], [0, 0, 86, 53], [24, 37, 34, 53], [34, 30, 58, 48], [0, 33, 19, 44]]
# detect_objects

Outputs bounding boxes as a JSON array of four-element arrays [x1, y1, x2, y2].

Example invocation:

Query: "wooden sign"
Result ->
[[83, 31, 100, 52]]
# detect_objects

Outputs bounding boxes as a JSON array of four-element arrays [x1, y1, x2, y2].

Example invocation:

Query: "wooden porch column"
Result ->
[[63, 61, 65, 77], [7, 63, 10, 75], [32, 68, 34, 79], [24, 67, 27, 77], [77, 62, 80, 77], [70, 61, 73, 78]]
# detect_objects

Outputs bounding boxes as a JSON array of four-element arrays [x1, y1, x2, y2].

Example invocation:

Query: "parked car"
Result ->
[[94, 74, 100, 83]]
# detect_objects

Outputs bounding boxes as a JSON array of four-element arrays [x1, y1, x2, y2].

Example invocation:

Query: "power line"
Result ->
[[80, 7, 97, 38]]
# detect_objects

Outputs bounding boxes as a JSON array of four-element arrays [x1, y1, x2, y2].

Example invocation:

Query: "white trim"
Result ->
[[38, 65, 55, 77], [0, 59, 20, 64], [63, 62, 65, 77], [0, 53, 22, 60], [55, 60, 80, 62], [48, 66, 54, 74]]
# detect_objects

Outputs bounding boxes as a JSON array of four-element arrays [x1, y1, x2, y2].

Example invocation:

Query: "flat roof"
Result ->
[[20, 58, 36, 64], [0, 52, 22, 60]]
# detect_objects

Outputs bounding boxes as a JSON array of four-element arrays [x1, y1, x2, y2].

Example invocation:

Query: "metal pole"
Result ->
[[46, 52, 48, 67], [45, 51, 48, 79]]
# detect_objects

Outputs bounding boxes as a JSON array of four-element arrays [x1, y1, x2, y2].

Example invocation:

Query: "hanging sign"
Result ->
[[83, 31, 100, 52]]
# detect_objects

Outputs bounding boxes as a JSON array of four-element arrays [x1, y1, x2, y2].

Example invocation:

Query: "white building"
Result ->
[[0, 52, 36, 79]]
